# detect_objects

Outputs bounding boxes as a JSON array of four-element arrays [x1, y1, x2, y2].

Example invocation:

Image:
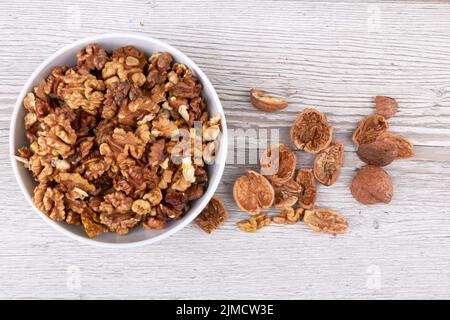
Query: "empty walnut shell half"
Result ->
[[273, 190, 298, 209], [313, 141, 345, 186], [352, 114, 389, 146], [376, 133, 414, 159], [350, 165, 393, 205], [303, 208, 348, 234], [290, 108, 333, 153], [295, 168, 317, 209], [233, 170, 275, 215], [375, 96, 398, 119], [195, 196, 228, 234], [357, 140, 397, 166], [250, 88, 288, 112], [260, 144, 296, 184]]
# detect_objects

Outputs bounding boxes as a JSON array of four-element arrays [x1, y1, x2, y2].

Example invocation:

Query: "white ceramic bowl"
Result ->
[[9, 33, 227, 248]]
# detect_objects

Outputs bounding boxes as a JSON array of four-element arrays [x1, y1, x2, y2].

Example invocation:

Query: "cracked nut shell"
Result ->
[[352, 114, 389, 146], [376, 133, 414, 159], [233, 170, 275, 215], [250, 88, 288, 112], [313, 141, 344, 186], [375, 96, 398, 119], [290, 108, 333, 153], [260, 144, 296, 184]]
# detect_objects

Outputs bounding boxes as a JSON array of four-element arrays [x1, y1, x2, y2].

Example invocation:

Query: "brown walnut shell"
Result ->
[[303, 208, 348, 234], [273, 190, 298, 209], [295, 168, 317, 209], [357, 140, 397, 166], [376, 133, 414, 159], [290, 108, 333, 153], [195, 197, 228, 234], [350, 165, 393, 205], [233, 170, 275, 215], [260, 144, 296, 184], [352, 114, 389, 146], [250, 88, 288, 112], [313, 141, 344, 186], [375, 96, 398, 119]]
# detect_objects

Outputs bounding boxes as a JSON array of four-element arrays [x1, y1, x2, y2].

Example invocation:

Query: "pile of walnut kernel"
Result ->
[[15, 44, 222, 238]]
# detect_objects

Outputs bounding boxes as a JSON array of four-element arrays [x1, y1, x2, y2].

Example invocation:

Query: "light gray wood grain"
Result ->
[[1, 0, 450, 299]]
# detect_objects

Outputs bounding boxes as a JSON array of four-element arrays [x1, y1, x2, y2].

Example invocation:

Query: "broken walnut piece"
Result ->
[[313, 141, 345, 186], [233, 170, 275, 215], [237, 213, 271, 233], [59, 69, 106, 115], [352, 114, 389, 146], [195, 197, 228, 234], [260, 144, 296, 184], [295, 168, 317, 209], [357, 140, 397, 167], [250, 88, 288, 112], [33, 183, 66, 222], [81, 214, 108, 238], [143, 216, 166, 230], [376, 133, 414, 159], [272, 207, 304, 224], [131, 199, 151, 216], [99, 191, 141, 235], [350, 165, 393, 205], [290, 108, 333, 153], [303, 208, 348, 234], [76, 44, 109, 75], [143, 188, 163, 206], [375, 96, 398, 119]]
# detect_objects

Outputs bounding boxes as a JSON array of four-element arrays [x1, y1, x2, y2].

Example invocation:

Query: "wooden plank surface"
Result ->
[[1, 0, 450, 299]]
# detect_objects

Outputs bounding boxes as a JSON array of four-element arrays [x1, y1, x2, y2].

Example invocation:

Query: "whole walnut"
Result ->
[[357, 140, 397, 167], [350, 165, 393, 205]]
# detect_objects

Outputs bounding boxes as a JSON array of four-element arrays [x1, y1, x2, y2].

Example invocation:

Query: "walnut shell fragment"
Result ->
[[350, 165, 393, 205], [352, 114, 389, 146], [195, 197, 228, 234], [376, 133, 414, 159], [237, 213, 271, 232], [357, 140, 397, 166], [272, 179, 302, 193], [273, 190, 298, 209], [260, 144, 296, 184], [233, 170, 275, 215], [313, 141, 345, 186], [303, 208, 348, 234], [250, 88, 288, 112], [290, 108, 333, 153], [295, 168, 317, 209], [375, 96, 398, 119]]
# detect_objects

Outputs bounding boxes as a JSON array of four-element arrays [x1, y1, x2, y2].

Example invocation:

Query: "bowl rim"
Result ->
[[9, 33, 228, 248]]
